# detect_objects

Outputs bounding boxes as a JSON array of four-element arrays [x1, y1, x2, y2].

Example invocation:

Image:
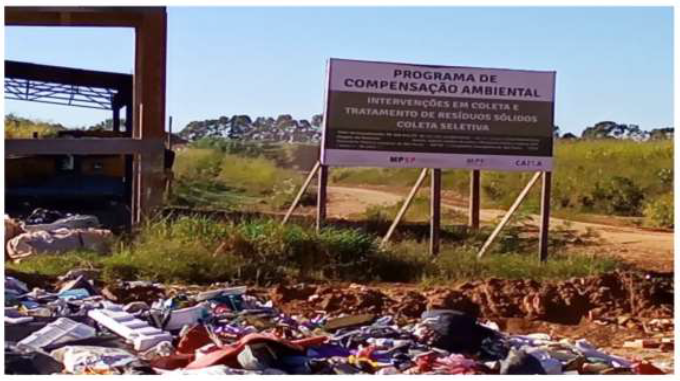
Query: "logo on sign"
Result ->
[[389, 156, 416, 164], [515, 159, 543, 168], [466, 158, 485, 165]]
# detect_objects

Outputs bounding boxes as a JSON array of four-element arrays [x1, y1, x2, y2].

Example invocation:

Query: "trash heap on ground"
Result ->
[[5, 210, 111, 262], [5, 272, 671, 375]]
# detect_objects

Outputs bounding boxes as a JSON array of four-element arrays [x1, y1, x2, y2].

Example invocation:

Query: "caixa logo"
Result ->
[[389, 156, 416, 164], [515, 159, 543, 168]]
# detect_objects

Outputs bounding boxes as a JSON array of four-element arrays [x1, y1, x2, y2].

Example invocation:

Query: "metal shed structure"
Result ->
[[5, 60, 133, 132], [5, 6, 168, 224]]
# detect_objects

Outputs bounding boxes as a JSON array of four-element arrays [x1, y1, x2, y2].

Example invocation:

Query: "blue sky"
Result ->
[[4, 6, 674, 135]]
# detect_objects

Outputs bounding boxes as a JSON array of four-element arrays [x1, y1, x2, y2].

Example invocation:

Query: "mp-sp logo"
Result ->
[[389, 156, 416, 164]]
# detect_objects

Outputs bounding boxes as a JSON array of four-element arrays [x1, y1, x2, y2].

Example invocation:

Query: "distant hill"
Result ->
[[179, 114, 323, 143]]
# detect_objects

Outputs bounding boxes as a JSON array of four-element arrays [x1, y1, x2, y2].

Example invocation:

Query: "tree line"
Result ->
[[556, 121, 673, 141], [5, 113, 674, 142], [178, 114, 323, 143]]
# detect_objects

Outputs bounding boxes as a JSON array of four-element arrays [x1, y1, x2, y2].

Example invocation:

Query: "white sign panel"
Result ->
[[320, 58, 556, 171]]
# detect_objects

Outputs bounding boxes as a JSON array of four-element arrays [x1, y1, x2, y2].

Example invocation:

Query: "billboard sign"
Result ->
[[320, 58, 556, 171]]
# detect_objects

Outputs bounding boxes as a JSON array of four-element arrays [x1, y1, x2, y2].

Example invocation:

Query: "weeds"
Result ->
[[358, 195, 466, 223], [9, 216, 624, 286], [171, 149, 304, 210], [643, 193, 674, 229]]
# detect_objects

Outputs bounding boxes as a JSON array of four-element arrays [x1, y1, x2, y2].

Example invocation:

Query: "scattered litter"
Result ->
[[5, 307, 34, 324], [500, 348, 546, 375], [88, 305, 173, 351], [51, 345, 140, 374], [18, 318, 96, 349], [7, 228, 112, 261], [5, 215, 24, 250], [24, 208, 68, 225], [623, 339, 661, 349], [5, 276, 29, 294], [3, 273, 672, 374], [23, 214, 100, 233], [632, 360, 666, 375], [159, 302, 210, 331]]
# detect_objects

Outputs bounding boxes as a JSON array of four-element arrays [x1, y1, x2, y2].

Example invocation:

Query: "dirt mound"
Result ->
[[266, 271, 673, 326]]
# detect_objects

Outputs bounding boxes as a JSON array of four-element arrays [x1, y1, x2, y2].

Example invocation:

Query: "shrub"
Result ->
[[644, 193, 674, 229], [591, 176, 645, 216], [174, 148, 224, 181], [217, 154, 301, 196]]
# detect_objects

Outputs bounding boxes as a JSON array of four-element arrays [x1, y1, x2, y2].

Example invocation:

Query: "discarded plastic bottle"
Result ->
[[366, 338, 411, 348]]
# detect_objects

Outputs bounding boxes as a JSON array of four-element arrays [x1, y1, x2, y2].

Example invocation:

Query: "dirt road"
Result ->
[[327, 186, 674, 272]]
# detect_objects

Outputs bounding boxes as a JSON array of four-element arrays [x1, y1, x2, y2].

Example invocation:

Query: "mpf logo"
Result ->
[[389, 156, 416, 164]]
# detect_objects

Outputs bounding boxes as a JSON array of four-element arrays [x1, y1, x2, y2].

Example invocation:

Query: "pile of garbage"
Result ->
[[5, 209, 111, 262], [5, 273, 669, 375]]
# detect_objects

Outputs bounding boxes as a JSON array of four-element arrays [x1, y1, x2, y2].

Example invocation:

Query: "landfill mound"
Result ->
[[267, 271, 673, 325], [4, 270, 673, 375]]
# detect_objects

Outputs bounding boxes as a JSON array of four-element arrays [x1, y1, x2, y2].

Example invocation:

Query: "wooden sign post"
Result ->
[[469, 169, 481, 230], [316, 164, 329, 232], [281, 161, 321, 226], [538, 171, 552, 262], [380, 168, 429, 248], [430, 168, 441, 256], [476, 171, 552, 261]]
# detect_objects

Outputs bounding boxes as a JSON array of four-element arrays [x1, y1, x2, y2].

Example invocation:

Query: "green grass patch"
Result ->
[[216, 154, 300, 196], [360, 195, 467, 224], [8, 216, 625, 286], [174, 148, 224, 181], [6, 251, 104, 278], [171, 148, 304, 210]]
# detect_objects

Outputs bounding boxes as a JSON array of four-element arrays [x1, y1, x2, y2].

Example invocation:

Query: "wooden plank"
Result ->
[[5, 138, 164, 156], [134, 10, 168, 220], [538, 171, 552, 262], [135, 11, 167, 139], [282, 161, 321, 226], [131, 105, 145, 225], [477, 171, 542, 258], [4, 7, 159, 27], [430, 168, 442, 256], [316, 164, 329, 232], [133, 153, 142, 225], [380, 168, 429, 248], [469, 169, 481, 230]]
